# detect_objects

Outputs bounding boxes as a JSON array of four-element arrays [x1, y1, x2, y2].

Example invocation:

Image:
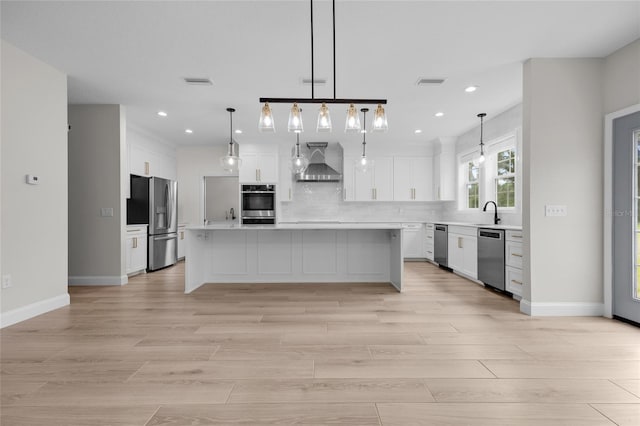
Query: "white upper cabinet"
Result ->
[[240, 150, 278, 183], [393, 157, 433, 201], [434, 144, 456, 201], [129, 142, 176, 180], [352, 156, 394, 201]]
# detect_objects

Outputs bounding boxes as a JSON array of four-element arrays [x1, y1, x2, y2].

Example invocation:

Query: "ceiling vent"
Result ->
[[184, 77, 213, 86], [416, 78, 446, 86], [302, 78, 327, 86]]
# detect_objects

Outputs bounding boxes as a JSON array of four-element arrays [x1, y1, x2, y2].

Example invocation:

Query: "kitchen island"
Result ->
[[184, 223, 403, 294]]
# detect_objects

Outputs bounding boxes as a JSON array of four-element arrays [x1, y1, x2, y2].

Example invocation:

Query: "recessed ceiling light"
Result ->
[[185, 129, 193, 134], [464, 86, 478, 93], [234, 129, 242, 134], [414, 129, 422, 134], [435, 112, 444, 117], [157, 111, 168, 117]]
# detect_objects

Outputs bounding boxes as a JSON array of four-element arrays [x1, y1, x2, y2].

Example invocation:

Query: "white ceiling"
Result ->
[[2, 1, 639, 148]]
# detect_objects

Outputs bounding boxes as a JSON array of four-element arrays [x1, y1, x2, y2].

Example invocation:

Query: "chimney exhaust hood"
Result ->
[[295, 142, 343, 182]]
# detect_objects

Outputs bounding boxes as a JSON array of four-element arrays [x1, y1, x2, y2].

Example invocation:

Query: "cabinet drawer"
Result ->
[[506, 230, 523, 242], [425, 223, 435, 231], [506, 241, 523, 268], [425, 231, 434, 241], [425, 248, 434, 261], [506, 265, 523, 296]]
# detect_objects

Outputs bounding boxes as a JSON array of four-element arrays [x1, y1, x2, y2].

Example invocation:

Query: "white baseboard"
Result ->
[[520, 299, 604, 316], [68, 275, 128, 286], [1, 293, 70, 328]]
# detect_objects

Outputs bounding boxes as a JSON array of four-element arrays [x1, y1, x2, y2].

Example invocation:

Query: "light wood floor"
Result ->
[[2, 261, 639, 425]]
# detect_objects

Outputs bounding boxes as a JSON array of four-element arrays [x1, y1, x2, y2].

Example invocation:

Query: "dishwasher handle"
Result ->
[[478, 229, 503, 239], [435, 225, 447, 231]]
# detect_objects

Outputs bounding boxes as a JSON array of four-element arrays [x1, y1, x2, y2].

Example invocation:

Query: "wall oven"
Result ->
[[241, 184, 276, 224]]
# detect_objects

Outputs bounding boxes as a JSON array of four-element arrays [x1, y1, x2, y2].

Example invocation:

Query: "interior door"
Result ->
[[612, 111, 640, 324]]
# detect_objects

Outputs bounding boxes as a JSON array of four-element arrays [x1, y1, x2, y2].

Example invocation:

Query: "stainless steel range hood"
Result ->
[[296, 142, 343, 182]]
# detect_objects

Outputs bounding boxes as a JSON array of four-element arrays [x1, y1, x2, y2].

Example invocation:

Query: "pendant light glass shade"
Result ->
[[372, 104, 388, 132], [288, 103, 304, 132], [258, 102, 275, 132], [344, 103, 361, 133], [477, 112, 486, 163], [354, 108, 372, 173], [220, 107, 242, 173], [290, 133, 309, 173], [316, 103, 332, 132]]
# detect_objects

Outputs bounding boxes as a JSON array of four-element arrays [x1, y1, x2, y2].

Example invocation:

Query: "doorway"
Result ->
[[612, 110, 640, 324]]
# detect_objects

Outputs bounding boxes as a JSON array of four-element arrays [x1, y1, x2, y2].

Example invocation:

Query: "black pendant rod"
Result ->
[[332, 0, 336, 100], [260, 97, 387, 105], [310, 0, 314, 100], [361, 107, 368, 157]]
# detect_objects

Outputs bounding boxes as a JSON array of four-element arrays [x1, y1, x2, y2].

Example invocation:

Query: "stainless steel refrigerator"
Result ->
[[148, 177, 178, 271]]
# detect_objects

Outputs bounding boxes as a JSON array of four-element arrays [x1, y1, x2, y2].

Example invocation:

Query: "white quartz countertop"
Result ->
[[434, 221, 522, 231], [187, 222, 404, 231]]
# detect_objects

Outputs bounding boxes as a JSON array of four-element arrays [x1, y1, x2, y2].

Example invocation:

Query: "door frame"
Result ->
[[604, 103, 640, 318]]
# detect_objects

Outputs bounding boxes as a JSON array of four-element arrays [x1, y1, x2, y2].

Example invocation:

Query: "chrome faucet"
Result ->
[[230, 208, 236, 220], [483, 201, 501, 225]]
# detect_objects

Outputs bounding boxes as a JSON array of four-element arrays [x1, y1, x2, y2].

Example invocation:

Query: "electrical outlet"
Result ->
[[100, 208, 114, 217], [545, 205, 567, 217], [2, 274, 12, 289]]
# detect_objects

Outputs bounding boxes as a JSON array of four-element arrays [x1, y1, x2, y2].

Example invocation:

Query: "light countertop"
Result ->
[[434, 221, 522, 231], [187, 222, 404, 231]]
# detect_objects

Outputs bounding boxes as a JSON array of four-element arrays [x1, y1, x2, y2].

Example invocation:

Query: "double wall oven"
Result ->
[[241, 184, 276, 224]]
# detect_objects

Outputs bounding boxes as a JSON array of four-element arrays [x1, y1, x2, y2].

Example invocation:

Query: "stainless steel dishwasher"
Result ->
[[477, 228, 505, 291], [434, 224, 448, 267]]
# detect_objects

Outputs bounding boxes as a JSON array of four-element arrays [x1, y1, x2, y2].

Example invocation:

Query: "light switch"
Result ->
[[26, 174, 40, 185], [545, 205, 567, 217], [100, 208, 114, 217]]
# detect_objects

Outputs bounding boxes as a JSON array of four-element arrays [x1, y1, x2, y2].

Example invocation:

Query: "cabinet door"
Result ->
[[461, 235, 478, 279], [125, 237, 134, 273], [177, 228, 186, 259], [354, 166, 374, 201], [342, 156, 356, 201], [132, 235, 148, 272], [393, 158, 413, 201], [372, 157, 394, 201], [257, 153, 278, 183], [239, 154, 260, 183], [438, 149, 456, 200], [448, 234, 462, 271], [130, 145, 151, 177], [413, 157, 433, 201], [403, 228, 422, 258]]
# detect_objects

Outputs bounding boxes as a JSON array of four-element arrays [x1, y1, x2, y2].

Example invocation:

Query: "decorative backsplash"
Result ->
[[279, 182, 443, 223]]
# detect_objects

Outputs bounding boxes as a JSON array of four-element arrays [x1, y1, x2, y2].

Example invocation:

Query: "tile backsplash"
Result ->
[[280, 182, 443, 223]]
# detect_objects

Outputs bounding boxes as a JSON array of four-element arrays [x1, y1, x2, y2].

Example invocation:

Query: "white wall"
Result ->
[[1, 41, 69, 326], [522, 58, 604, 314], [177, 145, 233, 225], [441, 104, 523, 226], [68, 105, 127, 285], [603, 39, 640, 114]]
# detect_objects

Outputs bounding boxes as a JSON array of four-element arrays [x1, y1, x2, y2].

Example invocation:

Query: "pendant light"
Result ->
[[372, 104, 388, 132], [477, 113, 486, 163], [220, 107, 242, 173], [290, 132, 309, 174], [258, 102, 275, 132], [258, 0, 388, 132], [354, 108, 373, 173], [288, 102, 304, 133], [345, 103, 361, 133], [316, 102, 332, 132]]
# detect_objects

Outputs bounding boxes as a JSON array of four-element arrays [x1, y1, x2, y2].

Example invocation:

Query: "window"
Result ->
[[457, 130, 520, 212], [634, 130, 640, 299], [495, 148, 516, 208], [465, 161, 479, 209]]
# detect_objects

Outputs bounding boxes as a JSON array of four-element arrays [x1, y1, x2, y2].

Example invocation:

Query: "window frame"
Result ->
[[457, 129, 521, 213]]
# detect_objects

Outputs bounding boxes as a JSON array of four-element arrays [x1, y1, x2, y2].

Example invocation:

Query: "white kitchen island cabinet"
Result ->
[[185, 223, 404, 294]]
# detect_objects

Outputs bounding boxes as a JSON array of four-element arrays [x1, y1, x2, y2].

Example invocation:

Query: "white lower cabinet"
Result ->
[[447, 226, 477, 279], [177, 224, 187, 260], [126, 225, 147, 276], [505, 230, 524, 298], [402, 223, 425, 259], [425, 223, 435, 261]]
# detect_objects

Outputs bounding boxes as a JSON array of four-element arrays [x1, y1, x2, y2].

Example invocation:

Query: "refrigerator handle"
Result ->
[[165, 182, 171, 230]]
